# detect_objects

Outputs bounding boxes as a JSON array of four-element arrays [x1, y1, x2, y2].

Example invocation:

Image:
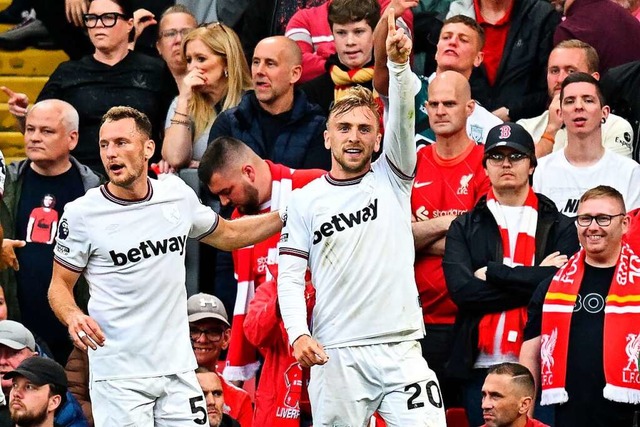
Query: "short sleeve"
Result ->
[[180, 179, 219, 239], [53, 204, 90, 272]]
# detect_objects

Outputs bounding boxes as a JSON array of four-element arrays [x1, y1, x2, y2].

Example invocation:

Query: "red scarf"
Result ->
[[328, 55, 384, 132], [225, 163, 324, 381], [540, 243, 640, 405], [478, 188, 538, 355]]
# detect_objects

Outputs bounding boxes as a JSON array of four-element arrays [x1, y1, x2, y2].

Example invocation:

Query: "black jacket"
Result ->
[[465, 0, 561, 121], [442, 192, 579, 379]]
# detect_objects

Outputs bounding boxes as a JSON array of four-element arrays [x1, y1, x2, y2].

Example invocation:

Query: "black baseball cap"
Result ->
[[5, 356, 68, 390], [485, 122, 537, 165]]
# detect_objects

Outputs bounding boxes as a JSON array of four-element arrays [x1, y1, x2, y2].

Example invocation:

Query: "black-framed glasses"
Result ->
[[575, 213, 625, 227], [486, 152, 529, 165], [159, 28, 193, 40], [189, 326, 224, 342], [83, 12, 128, 28]]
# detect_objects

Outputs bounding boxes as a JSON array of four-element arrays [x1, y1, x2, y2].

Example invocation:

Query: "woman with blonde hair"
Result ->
[[162, 22, 251, 169]]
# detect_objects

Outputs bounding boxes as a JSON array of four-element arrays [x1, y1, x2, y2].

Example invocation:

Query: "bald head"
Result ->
[[251, 36, 303, 114], [28, 99, 79, 133], [430, 70, 471, 101], [24, 99, 79, 175], [255, 36, 302, 67], [427, 71, 474, 139]]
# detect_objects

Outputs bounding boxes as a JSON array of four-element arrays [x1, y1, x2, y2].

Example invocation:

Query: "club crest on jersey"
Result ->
[[109, 234, 187, 266], [312, 199, 378, 245], [162, 203, 181, 224], [58, 219, 69, 240], [457, 174, 473, 195], [470, 124, 482, 143]]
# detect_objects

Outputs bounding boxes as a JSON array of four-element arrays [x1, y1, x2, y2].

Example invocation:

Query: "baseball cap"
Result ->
[[0, 321, 36, 351], [484, 122, 536, 164], [187, 293, 230, 326], [4, 356, 68, 390]]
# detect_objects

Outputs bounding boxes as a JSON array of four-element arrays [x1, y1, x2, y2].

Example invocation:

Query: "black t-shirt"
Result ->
[[15, 165, 86, 363], [526, 263, 640, 426], [37, 51, 176, 174], [257, 106, 293, 161]]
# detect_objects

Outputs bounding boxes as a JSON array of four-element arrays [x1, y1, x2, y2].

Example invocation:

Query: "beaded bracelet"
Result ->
[[170, 118, 191, 129], [173, 111, 189, 118]]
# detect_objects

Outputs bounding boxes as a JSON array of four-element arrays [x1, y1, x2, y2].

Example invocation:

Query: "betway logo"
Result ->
[[110, 235, 187, 266], [313, 199, 378, 244]]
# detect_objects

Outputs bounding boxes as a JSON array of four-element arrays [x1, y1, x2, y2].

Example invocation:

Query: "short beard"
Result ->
[[10, 403, 49, 426], [237, 183, 261, 215]]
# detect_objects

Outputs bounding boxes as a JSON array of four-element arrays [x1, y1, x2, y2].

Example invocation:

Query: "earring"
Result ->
[[601, 117, 606, 124], [224, 69, 228, 78]]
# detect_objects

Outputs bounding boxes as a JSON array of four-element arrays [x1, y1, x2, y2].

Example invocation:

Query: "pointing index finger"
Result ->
[[387, 8, 396, 34], [0, 86, 14, 98]]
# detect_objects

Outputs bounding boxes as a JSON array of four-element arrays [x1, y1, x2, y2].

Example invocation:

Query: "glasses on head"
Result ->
[[83, 12, 128, 28], [485, 152, 529, 165], [575, 213, 625, 227], [159, 28, 193, 40], [189, 326, 224, 342]]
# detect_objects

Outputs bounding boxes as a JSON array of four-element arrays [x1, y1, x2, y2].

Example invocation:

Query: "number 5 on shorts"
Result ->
[[189, 395, 207, 425], [405, 380, 443, 410]]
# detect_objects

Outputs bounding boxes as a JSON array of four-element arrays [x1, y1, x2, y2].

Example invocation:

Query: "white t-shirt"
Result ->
[[278, 60, 424, 349], [533, 150, 640, 216], [54, 175, 218, 380], [518, 111, 634, 158]]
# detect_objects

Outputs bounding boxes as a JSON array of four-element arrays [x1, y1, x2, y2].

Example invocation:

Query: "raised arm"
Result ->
[[384, 10, 416, 177], [373, 1, 417, 95]]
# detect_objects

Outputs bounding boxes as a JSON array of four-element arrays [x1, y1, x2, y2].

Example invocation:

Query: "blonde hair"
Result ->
[[182, 23, 251, 138], [329, 86, 380, 128]]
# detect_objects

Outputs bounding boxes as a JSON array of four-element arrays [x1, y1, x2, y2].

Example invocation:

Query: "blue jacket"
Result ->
[[208, 89, 330, 170]]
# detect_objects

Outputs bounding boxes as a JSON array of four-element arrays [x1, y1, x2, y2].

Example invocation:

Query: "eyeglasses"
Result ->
[[575, 213, 625, 227], [189, 327, 224, 342], [159, 28, 193, 40], [485, 152, 529, 165], [83, 12, 128, 28]]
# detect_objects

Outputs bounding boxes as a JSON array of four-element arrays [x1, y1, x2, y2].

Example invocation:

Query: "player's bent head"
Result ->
[[328, 86, 380, 130], [101, 106, 153, 140], [198, 136, 259, 185]]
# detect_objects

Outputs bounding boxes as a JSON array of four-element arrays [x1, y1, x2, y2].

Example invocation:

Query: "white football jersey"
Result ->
[[278, 60, 424, 349], [54, 175, 218, 380], [533, 149, 640, 216]]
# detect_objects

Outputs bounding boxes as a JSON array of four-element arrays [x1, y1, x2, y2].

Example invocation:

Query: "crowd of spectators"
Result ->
[[0, 0, 639, 425]]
